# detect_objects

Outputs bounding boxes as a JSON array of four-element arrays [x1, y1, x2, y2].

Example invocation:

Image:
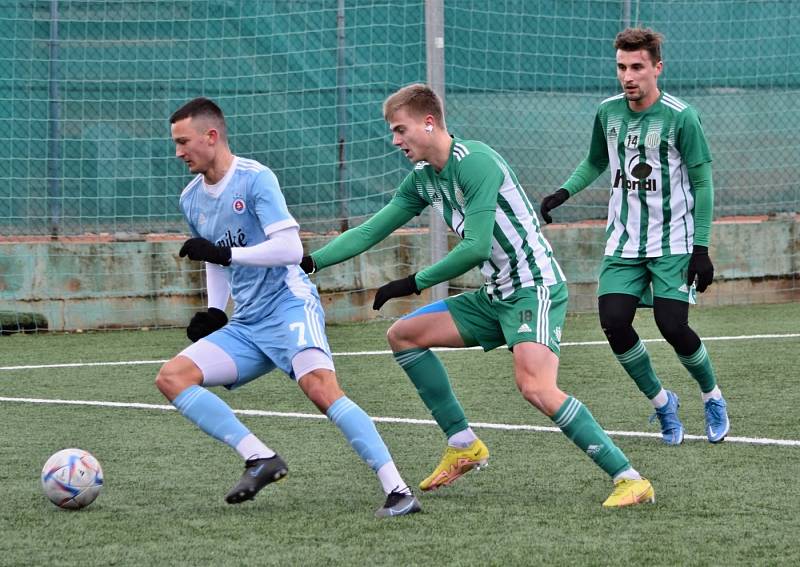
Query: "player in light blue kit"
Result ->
[[156, 98, 420, 517]]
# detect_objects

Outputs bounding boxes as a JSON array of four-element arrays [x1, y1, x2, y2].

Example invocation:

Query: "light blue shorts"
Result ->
[[201, 292, 332, 388]]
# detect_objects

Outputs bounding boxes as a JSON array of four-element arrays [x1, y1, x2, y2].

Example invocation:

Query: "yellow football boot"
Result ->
[[419, 439, 489, 492], [602, 478, 655, 508]]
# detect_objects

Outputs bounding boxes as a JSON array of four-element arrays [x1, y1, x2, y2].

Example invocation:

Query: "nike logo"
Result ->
[[388, 500, 415, 516], [248, 464, 265, 477]]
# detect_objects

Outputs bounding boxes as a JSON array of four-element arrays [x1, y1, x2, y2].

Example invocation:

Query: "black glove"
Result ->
[[687, 245, 714, 293], [300, 255, 316, 274], [539, 188, 570, 224], [186, 307, 228, 342], [372, 274, 420, 310], [179, 237, 232, 266]]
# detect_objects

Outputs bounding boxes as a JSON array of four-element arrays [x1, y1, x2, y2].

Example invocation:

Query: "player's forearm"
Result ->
[[414, 210, 494, 290], [205, 263, 230, 310], [562, 157, 607, 196], [229, 227, 303, 267], [311, 203, 415, 270], [689, 162, 714, 247]]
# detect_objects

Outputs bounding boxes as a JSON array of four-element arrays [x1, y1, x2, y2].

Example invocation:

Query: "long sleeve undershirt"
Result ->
[[205, 263, 230, 310], [229, 226, 303, 267], [204, 226, 303, 310]]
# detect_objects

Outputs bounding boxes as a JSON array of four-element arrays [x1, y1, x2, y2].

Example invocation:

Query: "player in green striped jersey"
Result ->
[[301, 84, 653, 507], [541, 28, 729, 444]]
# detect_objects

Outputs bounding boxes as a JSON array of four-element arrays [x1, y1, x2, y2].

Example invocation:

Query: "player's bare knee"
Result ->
[[155, 357, 199, 398], [154, 359, 176, 392], [385, 321, 402, 348], [386, 319, 416, 350], [516, 379, 546, 409], [518, 381, 565, 415], [298, 369, 343, 412]]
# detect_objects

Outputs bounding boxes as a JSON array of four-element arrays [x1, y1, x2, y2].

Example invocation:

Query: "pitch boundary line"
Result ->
[[1, 395, 798, 448], [1, 332, 798, 372]]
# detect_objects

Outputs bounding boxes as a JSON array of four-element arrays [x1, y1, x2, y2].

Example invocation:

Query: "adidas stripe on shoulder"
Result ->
[[661, 92, 689, 113]]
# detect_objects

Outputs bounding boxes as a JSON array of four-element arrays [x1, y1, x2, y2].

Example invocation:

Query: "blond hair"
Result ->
[[383, 83, 444, 124]]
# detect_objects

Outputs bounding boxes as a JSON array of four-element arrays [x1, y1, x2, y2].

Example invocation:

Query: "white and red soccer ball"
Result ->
[[41, 448, 104, 509]]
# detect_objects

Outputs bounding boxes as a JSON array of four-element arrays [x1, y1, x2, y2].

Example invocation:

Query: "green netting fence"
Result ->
[[0, 0, 798, 237]]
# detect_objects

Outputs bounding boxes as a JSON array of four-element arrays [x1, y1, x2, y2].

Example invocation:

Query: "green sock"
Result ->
[[552, 397, 630, 478], [615, 340, 662, 399], [677, 343, 717, 394], [393, 348, 468, 437]]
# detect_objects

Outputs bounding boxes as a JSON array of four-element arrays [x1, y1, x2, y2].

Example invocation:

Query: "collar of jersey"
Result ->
[[203, 156, 239, 198]]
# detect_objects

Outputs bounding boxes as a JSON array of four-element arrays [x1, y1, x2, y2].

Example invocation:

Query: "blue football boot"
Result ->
[[649, 390, 685, 445], [704, 396, 730, 443]]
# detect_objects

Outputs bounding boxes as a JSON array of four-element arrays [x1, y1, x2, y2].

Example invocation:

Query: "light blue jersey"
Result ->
[[179, 156, 331, 382], [180, 156, 316, 324]]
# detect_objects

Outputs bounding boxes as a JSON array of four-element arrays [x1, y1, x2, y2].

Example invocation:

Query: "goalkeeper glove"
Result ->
[[687, 245, 714, 293], [373, 274, 420, 310], [539, 188, 570, 224], [186, 307, 228, 342], [179, 237, 232, 266], [300, 255, 316, 274]]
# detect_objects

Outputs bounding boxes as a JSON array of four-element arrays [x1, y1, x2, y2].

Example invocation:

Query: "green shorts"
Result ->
[[598, 254, 696, 304], [444, 283, 568, 356]]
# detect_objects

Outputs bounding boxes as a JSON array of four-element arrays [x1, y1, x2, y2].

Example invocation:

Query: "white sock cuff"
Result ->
[[650, 388, 669, 409], [235, 433, 276, 461], [701, 386, 723, 403], [613, 467, 642, 483]]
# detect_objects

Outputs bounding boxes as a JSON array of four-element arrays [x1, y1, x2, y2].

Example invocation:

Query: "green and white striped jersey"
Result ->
[[392, 138, 566, 298], [565, 91, 712, 258]]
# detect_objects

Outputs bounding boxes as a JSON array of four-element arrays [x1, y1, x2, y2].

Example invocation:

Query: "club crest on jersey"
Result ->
[[232, 198, 246, 214], [645, 131, 661, 148]]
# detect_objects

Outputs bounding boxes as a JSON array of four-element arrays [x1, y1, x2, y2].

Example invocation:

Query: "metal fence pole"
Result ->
[[622, 0, 632, 28], [48, 0, 62, 237], [425, 0, 448, 300], [336, 0, 349, 232]]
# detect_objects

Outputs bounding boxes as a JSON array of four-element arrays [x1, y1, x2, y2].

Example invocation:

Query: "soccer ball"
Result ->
[[41, 448, 104, 510]]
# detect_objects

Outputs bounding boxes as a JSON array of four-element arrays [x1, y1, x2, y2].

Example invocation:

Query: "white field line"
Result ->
[[1, 395, 798, 448], [1, 332, 799, 371]]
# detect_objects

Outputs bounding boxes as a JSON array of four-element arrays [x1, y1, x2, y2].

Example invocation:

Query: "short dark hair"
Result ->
[[170, 97, 226, 136], [383, 83, 444, 124], [614, 27, 664, 64]]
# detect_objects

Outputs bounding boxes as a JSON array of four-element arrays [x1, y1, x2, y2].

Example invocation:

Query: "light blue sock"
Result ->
[[172, 385, 250, 449], [327, 396, 391, 472]]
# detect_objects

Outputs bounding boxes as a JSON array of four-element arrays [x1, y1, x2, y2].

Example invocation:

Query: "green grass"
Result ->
[[1, 303, 799, 566]]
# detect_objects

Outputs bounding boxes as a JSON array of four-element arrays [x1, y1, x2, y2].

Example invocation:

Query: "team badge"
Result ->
[[645, 131, 661, 148], [232, 198, 246, 214]]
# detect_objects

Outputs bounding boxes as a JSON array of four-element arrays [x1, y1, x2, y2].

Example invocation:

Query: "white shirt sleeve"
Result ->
[[229, 226, 303, 267], [205, 263, 231, 310]]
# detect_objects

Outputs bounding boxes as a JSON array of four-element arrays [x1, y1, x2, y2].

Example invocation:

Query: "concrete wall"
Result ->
[[1, 215, 797, 331]]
